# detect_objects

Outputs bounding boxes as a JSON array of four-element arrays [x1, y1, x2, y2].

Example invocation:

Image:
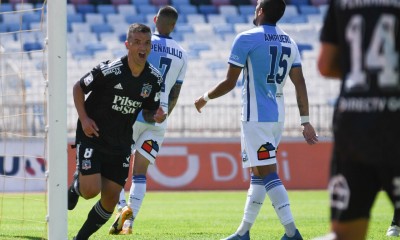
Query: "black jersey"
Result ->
[[320, 0, 400, 165], [76, 55, 163, 155]]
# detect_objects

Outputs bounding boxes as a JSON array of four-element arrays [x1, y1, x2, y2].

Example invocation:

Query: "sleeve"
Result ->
[[320, 0, 338, 44], [79, 63, 105, 94], [228, 33, 250, 68], [176, 52, 188, 85], [143, 75, 162, 111], [291, 40, 302, 68]]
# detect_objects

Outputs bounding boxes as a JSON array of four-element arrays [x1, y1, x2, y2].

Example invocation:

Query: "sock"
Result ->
[[263, 172, 296, 237], [236, 176, 266, 236], [75, 200, 113, 240], [128, 175, 147, 218], [392, 211, 400, 226], [117, 189, 127, 210]]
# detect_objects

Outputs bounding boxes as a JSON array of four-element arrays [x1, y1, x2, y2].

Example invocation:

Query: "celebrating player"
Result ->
[[68, 23, 166, 240]]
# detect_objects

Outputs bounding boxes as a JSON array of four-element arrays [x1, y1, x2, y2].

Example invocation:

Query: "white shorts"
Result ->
[[132, 121, 166, 164], [241, 121, 284, 168]]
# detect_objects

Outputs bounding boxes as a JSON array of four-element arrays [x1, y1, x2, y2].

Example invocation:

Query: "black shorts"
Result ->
[[75, 141, 130, 187], [329, 147, 400, 222]]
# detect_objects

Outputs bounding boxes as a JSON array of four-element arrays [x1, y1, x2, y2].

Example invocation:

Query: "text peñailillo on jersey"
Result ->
[[135, 33, 188, 129], [76, 55, 163, 155], [228, 24, 302, 123]]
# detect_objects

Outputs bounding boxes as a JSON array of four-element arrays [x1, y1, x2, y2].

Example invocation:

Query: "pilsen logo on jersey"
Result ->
[[140, 83, 152, 98], [112, 95, 142, 114], [257, 142, 276, 160], [141, 140, 159, 158]]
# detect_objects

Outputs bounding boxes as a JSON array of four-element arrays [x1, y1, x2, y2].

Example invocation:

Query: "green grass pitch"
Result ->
[[0, 190, 394, 239]]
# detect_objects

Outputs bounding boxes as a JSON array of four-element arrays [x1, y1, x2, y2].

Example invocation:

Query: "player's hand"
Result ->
[[194, 96, 207, 113], [302, 123, 318, 145], [153, 107, 167, 123], [81, 117, 99, 138]]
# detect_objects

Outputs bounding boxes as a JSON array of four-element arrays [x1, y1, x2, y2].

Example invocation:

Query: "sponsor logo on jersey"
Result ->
[[112, 95, 142, 114], [82, 159, 92, 170], [141, 140, 159, 159], [257, 142, 276, 160], [140, 83, 152, 98], [83, 73, 93, 86], [100, 60, 123, 76], [114, 83, 123, 90]]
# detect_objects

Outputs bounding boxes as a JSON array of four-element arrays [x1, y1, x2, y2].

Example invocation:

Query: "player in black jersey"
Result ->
[[68, 23, 167, 240], [317, 1, 400, 240]]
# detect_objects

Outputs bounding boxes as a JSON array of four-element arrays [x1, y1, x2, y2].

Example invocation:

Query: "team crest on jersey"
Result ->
[[82, 159, 92, 170], [257, 142, 276, 160], [141, 140, 159, 158], [140, 83, 152, 98], [83, 73, 93, 86]]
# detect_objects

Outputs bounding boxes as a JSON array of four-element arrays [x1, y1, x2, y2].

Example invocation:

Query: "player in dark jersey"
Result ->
[[317, 1, 400, 239], [68, 23, 166, 240]]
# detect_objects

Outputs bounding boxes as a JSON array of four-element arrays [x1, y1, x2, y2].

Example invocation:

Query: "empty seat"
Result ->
[[125, 14, 146, 24], [219, 5, 238, 15], [176, 5, 198, 14], [22, 12, 42, 23], [0, 3, 13, 12], [71, 22, 91, 33], [186, 14, 206, 24], [213, 23, 234, 36], [238, 5, 254, 15], [67, 4, 76, 14], [226, 15, 246, 24], [85, 13, 105, 24], [171, 0, 190, 4], [211, 0, 230, 6], [15, 3, 34, 11], [106, 14, 126, 24], [97, 4, 117, 15], [136, 5, 157, 14], [111, 0, 131, 5], [198, 5, 218, 15], [207, 14, 227, 24], [150, 0, 169, 6], [23, 42, 43, 52], [174, 24, 194, 34], [69, 0, 90, 5], [2, 13, 20, 24], [117, 4, 137, 15], [132, 0, 150, 5], [68, 13, 84, 23], [298, 5, 319, 15], [76, 4, 96, 14], [91, 23, 114, 35]]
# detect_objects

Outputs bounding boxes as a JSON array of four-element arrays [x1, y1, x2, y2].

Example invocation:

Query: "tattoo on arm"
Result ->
[[168, 84, 182, 115]]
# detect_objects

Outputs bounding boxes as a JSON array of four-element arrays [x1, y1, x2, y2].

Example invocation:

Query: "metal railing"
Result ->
[[1, 103, 334, 139]]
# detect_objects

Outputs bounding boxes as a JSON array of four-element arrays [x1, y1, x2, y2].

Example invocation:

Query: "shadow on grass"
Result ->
[[0, 234, 46, 240]]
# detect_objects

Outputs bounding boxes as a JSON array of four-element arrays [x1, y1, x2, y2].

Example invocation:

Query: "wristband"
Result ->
[[300, 116, 309, 125], [203, 92, 210, 101]]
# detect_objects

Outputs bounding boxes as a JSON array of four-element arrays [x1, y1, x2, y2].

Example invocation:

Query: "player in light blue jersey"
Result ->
[[109, 6, 188, 235], [195, 0, 318, 239]]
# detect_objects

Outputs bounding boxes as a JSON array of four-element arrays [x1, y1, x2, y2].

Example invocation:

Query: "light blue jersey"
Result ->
[[136, 33, 188, 128], [228, 24, 301, 122]]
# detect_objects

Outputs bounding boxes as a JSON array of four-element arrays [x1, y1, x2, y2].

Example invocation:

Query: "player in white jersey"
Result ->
[[108, 6, 188, 235], [195, 0, 318, 239]]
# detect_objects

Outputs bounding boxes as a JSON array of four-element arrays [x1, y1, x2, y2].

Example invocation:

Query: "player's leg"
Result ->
[[386, 211, 400, 237], [68, 142, 102, 210]]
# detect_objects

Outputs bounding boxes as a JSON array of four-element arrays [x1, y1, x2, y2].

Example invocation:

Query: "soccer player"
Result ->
[[68, 23, 167, 240], [194, 0, 318, 239], [316, 0, 400, 240], [108, 6, 188, 235]]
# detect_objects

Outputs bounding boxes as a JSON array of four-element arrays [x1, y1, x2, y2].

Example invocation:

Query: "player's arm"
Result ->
[[73, 81, 99, 137], [194, 64, 242, 113], [317, 42, 342, 79], [168, 83, 182, 115], [289, 67, 318, 145]]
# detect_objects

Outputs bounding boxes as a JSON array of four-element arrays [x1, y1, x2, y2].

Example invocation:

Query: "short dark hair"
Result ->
[[126, 23, 151, 41], [157, 5, 178, 23], [261, 0, 286, 24]]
